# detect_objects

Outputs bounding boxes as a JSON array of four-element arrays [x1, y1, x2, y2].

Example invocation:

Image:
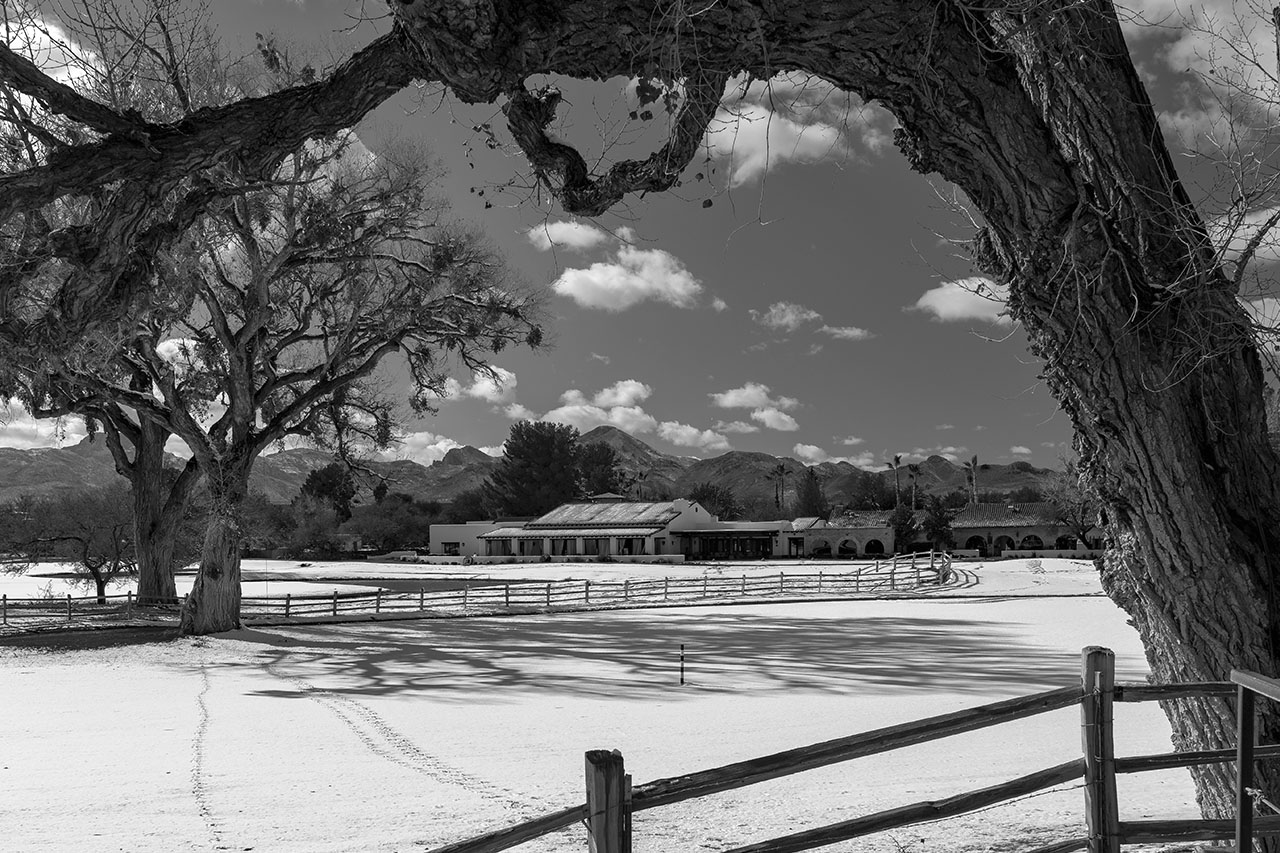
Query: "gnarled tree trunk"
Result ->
[[179, 460, 248, 635], [131, 423, 178, 605]]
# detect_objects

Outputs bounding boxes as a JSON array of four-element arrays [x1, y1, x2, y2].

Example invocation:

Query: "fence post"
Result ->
[[663, 578, 669, 601], [375, 589, 382, 614], [741, 574, 747, 595], [703, 576, 708, 598], [2, 594, 6, 625], [623, 579, 629, 601], [585, 580, 591, 604], [585, 749, 630, 853], [855, 565, 861, 593], [463, 585, 469, 609], [1237, 681, 1257, 853], [930, 549, 936, 570], [285, 593, 291, 618], [126, 591, 133, 614], [505, 583, 511, 608], [890, 555, 897, 591], [1081, 646, 1120, 853], [420, 587, 425, 610], [779, 572, 785, 593], [546, 583, 552, 607], [67, 593, 72, 620], [818, 570, 823, 592], [332, 589, 338, 616]]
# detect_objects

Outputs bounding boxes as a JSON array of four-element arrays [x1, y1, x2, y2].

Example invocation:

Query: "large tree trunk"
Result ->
[[132, 422, 178, 605], [179, 463, 248, 635]]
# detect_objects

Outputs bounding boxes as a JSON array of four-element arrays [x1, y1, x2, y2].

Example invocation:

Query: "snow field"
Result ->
[[0, 561, 1200, 852]]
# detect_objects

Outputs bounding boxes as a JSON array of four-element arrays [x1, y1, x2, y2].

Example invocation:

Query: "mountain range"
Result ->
[[0, 425, 1059, 509]]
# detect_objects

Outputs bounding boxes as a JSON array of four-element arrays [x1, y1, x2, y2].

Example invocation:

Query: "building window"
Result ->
[[442, 542, 461, 556], [583, 538, 610, 556], [518, 539, 544, 557], [551, 539, 577, 556]]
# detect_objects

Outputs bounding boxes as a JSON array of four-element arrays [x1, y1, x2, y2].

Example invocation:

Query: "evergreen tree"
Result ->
[[794, 469, 830, 519], [921, 495, 957, 550], [484, 421, 583, 517], [888, 503, 919, 554], [579, 443, 625, 496], [300, 464, 357, 522], [686, 483, 743, 521]]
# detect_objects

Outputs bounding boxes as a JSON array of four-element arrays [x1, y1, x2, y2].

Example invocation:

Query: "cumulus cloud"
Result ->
[[837, 435, 865, 446], [936, 424, 955, 430], [463, 367, 518, 403], [750, 301, 823, 332], [792, 443, 876, 469], [526, 220, 611, 252], [503, 403, 537, 420], [910, 277, 1012, 325], [589, 352, 612, 365], [819, 324, 873, 341], [1011, 445, 1032, 456], [711, 297, 729, 312], [658, 421, 731, 453], [0, 401, 87, 449], [551, 229, 703, 311], [750, 407, 800, 431], [394, 430, 463, 465], [711, 382, 801, 432], [591, 379, 652, 408], [704, 72, 896, 186], [902, 445, 970, 463], [539, 380, 659, 436], [714, 420, 760, 434]]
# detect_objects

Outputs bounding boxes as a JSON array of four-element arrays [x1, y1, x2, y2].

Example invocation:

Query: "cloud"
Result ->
[[1011, 445, 1032, 456], [526, 220, 611, 252], [910, 277, 1012, 324], [711, 382, 801, 432], [750, 301, 823, 332], [750, 407, 800, 431], [657, 421, 731, 453], [551, 231, 703, 311], [837, 435, 865, 446], [710, 382, 798, 411], [715, 420, 760, 434], [480, 443, 505, 457], [539, 380, 658, 435], [0, 401, 88, 449], [589, 352, 611, 365], [935, 424, 955, 430], [591, 379, 652, 408], [819, 324, 873, 341], [503, 403, 537, 420], [463, 367, 517, 403], [394, 430, 464, 465], [792, 443, 877, 468], [703, 73, 896, 186], [711, 297, 729, 312]]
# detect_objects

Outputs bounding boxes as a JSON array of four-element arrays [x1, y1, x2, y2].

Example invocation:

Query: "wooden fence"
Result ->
[[425, 647, 1280, 853], [0, 551, 952, 628]]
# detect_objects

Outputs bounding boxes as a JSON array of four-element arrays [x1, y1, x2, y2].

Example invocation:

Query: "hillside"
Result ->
[[0, 431, 1057, 509]]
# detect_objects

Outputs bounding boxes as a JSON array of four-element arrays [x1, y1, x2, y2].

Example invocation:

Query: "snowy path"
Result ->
[[0, 561, 1200, 852]]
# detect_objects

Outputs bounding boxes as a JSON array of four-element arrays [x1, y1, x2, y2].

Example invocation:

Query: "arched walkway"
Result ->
[[810, 539, 831, 557], [837, 539, 857, 558], [864, 539, 885, 556], [964, 535, 987, 556], [1055, 535, 1077, 550], [1020, 534, 1044, 550], [993, 535, 1014, 556]]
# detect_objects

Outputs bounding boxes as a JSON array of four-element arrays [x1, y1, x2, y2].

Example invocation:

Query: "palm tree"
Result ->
[[885, 454, 902, 506], [906, 462, 922, 510], [962, 455, 980, 505], [767, 462, 788, 512]]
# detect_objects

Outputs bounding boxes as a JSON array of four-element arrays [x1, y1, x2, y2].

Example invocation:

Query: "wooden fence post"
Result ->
[[623, 579, 629, 600], [546, 583, 552, 607], [741, 574, 747, 595], [126, 591, 132, 614], [663, 578, 669, 601], [420, 587, 425, 610], [2, 594, 6, 625], [585, 580, 591, 604], [703, 576, 709, 598], [66, 593, 72, 620], [505, 584, 511, 607], [463, 585, 469, 609], [779, 572, 785, 593], [1081, 646, 1120, 853], [285, 593, 291, 618], [332, 589, 338, 616], [890, 556, 897, 591], [1237, 681, 1257, 853], [375, 589, 382, 614], [818, 570, 824, 592], [585, 749, 631, 853]]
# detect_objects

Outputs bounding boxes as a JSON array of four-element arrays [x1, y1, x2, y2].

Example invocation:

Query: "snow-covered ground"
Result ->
[[0, 559, 1200, 852]]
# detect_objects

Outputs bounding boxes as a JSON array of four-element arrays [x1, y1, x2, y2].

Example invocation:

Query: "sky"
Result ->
[[2, 0, 1275, 472]]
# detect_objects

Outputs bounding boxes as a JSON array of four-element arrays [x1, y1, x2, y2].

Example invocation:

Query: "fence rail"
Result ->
[[0, 551, 952, 629], [426, 647, 1280, 853]]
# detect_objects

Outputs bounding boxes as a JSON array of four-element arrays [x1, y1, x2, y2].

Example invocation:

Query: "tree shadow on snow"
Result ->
[[217, 608, 1094, 703]]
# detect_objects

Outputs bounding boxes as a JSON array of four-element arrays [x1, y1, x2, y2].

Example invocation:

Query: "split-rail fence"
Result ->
[[425, 647, 1280, 853], [0, 551, 952, 629]]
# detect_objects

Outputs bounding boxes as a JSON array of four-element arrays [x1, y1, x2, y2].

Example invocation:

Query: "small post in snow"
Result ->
[[284, 593, 291, 618], [663, 578, 669, 601], [419, 587, 425, 610], [779, 572, 785, 593], [375, 589, 382, 614], [66, 593, 72, 621], [680, 643, 686, 686], [585, 580, 591, 604], [2, 594, 6, 624], [332, 589, 338, 616], [504, 583, 510, 607]]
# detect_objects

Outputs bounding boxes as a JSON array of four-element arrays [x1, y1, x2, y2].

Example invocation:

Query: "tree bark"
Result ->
[[179, 462, 247, 635], [131, 421, 178, 605]]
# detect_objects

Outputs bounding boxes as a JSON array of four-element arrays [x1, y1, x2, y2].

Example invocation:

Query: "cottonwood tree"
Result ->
[[6, 0, 1280, 819]]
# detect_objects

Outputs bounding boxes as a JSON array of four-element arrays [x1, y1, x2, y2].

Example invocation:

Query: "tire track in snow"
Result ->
[[263, 661, 549, 813], [191, 663, 229, 850]]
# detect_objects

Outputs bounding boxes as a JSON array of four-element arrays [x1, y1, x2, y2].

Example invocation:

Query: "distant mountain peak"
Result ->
[[439, 445, 492, 466]]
